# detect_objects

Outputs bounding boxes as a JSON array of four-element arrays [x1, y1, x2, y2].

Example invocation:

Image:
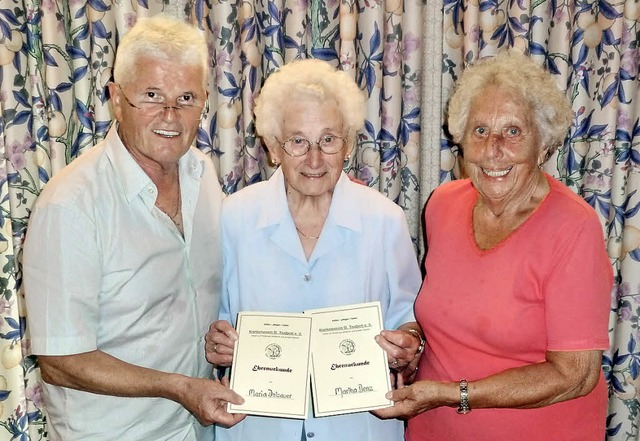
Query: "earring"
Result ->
[[538, 148, 550, 167]]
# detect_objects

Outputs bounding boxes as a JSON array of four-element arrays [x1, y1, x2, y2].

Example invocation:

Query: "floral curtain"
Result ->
[[437, 1, 640, 440], [0, 0, 424, 438], [2, 0, 638, 439]]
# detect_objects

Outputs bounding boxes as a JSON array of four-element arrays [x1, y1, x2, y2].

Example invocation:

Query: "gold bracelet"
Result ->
[[406, 329, 425, 353]]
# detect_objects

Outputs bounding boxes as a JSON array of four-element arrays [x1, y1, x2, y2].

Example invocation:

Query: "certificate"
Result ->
[[228, 312, 313, 419], [306, 301, 392, 417]]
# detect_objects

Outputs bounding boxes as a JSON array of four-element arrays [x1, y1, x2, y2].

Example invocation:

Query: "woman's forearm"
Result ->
[[467, 349, 603, 410]]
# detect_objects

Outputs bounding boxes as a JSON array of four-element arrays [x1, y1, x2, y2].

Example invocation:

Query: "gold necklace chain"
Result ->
[[295, 225, 320, 240], [156, 189, 181, 220]]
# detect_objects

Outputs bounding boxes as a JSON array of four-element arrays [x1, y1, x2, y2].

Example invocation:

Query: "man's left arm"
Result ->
[[38, 350, 245, 427]]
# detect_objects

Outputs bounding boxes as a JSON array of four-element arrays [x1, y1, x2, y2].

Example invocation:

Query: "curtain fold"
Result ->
[[0, 0, 424, 438], [0, 0, 638, 439]]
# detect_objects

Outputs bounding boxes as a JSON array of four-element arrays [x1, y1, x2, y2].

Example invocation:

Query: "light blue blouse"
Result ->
[[216, 168, 422, 441]]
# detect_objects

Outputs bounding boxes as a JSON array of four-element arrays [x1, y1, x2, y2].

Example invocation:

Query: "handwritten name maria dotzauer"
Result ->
[[248, 389, 294, 399]]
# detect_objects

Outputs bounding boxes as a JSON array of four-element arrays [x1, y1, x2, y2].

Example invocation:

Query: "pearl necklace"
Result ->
[[295, 226, 320, 240]]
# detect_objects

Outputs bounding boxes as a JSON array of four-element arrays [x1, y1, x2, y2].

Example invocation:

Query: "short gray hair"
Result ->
[[447, 52, 572, 158], [113, 14, 208, 89], [254, 59, 365, 143]]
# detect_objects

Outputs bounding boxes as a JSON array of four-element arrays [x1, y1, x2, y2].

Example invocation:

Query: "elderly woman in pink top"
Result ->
[[375, 52, 613, 441]]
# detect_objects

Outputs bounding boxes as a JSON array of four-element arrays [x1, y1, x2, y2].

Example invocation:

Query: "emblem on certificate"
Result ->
[[265, 343, 282, 359], [228, 302, 393, 419], [339, 339, 356, 355]]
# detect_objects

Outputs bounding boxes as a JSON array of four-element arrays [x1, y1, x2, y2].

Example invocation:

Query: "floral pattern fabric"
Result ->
[[0, 0, 638, 439], [0, 0, 423, 439]]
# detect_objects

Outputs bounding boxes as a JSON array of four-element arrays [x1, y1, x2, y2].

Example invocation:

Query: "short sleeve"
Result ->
[[24, 201, 102, 355], [383, 208, 421, 330], [218, 208, 234, 325], [544, 215, 612, 351]]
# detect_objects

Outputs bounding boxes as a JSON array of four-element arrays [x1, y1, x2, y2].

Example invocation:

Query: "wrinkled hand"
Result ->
[[397, 352, 421, 385], [177, 376, 246, 427], [375, 329, 422, 372], [205, 320, 238, 367], [373, 380, 444, 420]]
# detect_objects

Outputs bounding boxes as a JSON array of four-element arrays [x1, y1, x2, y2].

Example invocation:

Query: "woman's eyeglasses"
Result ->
[[280, 134, 346, 157]]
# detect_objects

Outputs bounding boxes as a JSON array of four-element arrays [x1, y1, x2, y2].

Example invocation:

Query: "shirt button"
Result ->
[[307, 433, 314, 438], [303, 274, 311, 282]]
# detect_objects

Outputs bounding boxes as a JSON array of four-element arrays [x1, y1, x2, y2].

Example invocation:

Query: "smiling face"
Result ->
[[109, 56, 205, 170], [268, 97, 349, 200], [462, 85, 546, 208]]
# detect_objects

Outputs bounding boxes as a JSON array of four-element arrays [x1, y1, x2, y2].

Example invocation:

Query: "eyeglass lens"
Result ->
[[283, 135, 345, 156]]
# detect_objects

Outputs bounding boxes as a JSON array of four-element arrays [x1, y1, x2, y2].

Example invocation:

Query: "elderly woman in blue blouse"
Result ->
[[205, 59, 423, 441]]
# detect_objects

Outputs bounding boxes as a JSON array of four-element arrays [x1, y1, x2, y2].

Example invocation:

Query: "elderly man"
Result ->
[[23, 15, 243, 440]]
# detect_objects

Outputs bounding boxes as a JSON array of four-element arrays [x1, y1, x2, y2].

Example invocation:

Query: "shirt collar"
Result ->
[[325, 171, 362, 232], [256, 167, 289, 229], [104, 125, 204, 205], [257, 167, 361, 232]]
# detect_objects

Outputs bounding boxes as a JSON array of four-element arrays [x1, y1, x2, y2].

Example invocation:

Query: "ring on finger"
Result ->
[[391, 360, 399, 366]]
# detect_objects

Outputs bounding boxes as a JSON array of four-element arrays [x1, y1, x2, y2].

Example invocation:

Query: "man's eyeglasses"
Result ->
[[280, 134, 346, 157], [116, 84, 207, 119]]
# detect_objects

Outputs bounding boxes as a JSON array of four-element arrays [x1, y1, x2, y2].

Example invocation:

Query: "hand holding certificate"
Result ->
[[228, 302, 393, 418], [228, 313, 313, 419]]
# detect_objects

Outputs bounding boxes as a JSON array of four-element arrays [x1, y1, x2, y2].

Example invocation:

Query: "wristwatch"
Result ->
[[456, 379, 471, 414]]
